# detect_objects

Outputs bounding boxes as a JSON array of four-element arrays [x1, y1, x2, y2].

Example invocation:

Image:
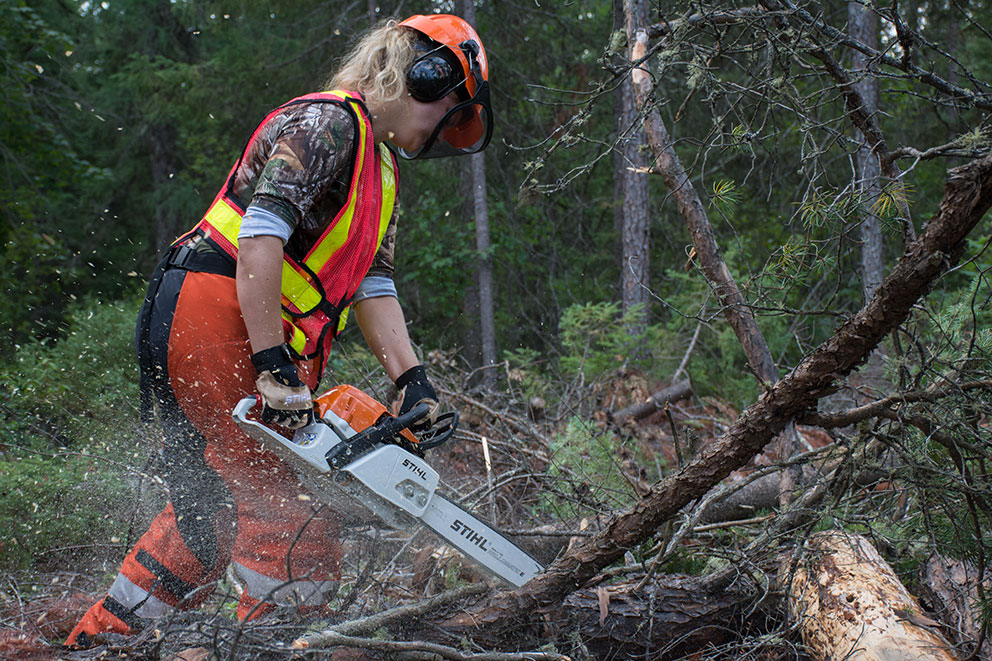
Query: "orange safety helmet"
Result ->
[[397, 14, 493, 159]]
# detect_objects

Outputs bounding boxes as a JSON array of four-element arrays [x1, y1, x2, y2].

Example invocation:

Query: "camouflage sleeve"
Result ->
[[247, 102, 358, 232]]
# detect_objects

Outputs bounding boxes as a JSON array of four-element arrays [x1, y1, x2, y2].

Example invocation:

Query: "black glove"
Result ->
[[395, 365, 440, 431], [251, 344, 313, 430]]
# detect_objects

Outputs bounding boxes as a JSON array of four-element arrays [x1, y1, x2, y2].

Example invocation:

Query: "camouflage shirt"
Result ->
[[226, 99, 396, 278]]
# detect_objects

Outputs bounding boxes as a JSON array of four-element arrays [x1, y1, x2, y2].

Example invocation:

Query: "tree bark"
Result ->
[[460, 0, 497, 388], [919, 555, 990, 660], [625, 6, 800, 498], [785, 531, 957, 660], [150, 122, 182, 256], [849, 1, 885, 299], [617, 0, 651, 342], [546, 575, 750, 659], [454, 153, 992, 633], [626, 24, 778, 388]]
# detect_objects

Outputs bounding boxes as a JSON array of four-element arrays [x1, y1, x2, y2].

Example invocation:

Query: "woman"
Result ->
[[67, 14, 492, 645]]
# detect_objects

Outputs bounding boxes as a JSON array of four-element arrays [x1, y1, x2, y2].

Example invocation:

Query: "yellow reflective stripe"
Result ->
[[378, 144, 395, 240], [333, 145, 395, 335], [283, 312, 307, 354], [204, 197, 243, 250], [304, 100, 369, 270], [281, 261, 322, 313], [336, 304, 351, 333]]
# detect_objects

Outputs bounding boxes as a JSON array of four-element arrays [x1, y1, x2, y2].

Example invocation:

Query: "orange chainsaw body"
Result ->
[[314, 384, 418, 445]]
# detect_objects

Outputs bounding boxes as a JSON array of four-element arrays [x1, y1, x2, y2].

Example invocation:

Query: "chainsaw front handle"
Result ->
[[418, 410, 458, 449]]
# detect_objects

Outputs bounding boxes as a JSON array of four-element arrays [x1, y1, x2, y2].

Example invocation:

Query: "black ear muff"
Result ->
[[407, 53, 456, 102]]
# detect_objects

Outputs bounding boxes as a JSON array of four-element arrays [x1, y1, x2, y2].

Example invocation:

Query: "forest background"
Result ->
[[2, 0, 992, 658]]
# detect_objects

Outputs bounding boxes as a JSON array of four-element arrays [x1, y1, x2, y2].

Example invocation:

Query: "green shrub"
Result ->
[[0, 295, 144, 569], [0, 452, 130, 570], [1, 295, 142, 448], [537, 417, 636, 519], [559, 301, 683, 380]]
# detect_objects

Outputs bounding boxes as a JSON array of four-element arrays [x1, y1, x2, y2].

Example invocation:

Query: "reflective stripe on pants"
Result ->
[[67, 269, 341, 646]]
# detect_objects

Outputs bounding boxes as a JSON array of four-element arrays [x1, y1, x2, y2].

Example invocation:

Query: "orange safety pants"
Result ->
[[67, 261, 340, 646]]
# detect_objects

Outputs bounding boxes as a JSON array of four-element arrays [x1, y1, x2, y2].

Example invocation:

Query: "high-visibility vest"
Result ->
[[176, 91, 397, 369]]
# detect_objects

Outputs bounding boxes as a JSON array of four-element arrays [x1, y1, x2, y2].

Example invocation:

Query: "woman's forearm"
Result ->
[[236, 235, 286, 354], [353, 295, 419, 381]]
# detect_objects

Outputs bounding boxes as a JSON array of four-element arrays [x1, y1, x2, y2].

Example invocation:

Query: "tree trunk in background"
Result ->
[[615, 0, 651, 344], [850, 0, 884, 299], [461, 0, 497, 387], [625, 6, 800, 491], [147, 0, 196, 256]]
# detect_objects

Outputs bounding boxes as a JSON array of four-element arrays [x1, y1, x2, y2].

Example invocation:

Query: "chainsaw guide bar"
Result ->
[[232, 386, 544, 587]]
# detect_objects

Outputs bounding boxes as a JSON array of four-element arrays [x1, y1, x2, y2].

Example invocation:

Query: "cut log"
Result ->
[[610, 378, 693, 423], [548, 574, 750, 659], [439, 573, 753, 657], [785, 530, 957, 660], [919, 555, 990, 660]]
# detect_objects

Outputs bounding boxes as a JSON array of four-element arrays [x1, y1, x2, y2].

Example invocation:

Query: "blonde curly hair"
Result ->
[[325, 20, 418, 105]]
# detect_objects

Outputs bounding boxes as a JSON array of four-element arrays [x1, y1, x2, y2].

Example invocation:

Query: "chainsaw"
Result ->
[[232, 385, 544, 588]]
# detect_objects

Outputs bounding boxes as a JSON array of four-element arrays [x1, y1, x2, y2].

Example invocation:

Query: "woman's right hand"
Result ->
[[250, 344, 313, 430]]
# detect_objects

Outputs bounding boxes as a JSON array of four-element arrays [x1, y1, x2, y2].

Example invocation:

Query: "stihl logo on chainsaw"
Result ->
[[450, 519, 489, 551], [402, 458, 429, 481]]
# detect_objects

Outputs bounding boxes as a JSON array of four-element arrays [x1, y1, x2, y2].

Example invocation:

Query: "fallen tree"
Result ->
[[450, 152, 992, 635], [785, 531, 957, 660]]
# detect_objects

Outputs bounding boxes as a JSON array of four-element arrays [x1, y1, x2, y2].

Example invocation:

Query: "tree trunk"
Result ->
[[298, 576, 752, 658], [150, 122, 182, 256], [919, 555, 990, 659], [454, 153, 992, 633], [625, 23, 777, 388], [610, 378, 692, 424], [626, 5, 800, 498], [617, 0, 651, 342], [460, 0, 497, 388], [545, 575, 750, 659], [849, 1, 885, 300], [785, 531, 957, 660]]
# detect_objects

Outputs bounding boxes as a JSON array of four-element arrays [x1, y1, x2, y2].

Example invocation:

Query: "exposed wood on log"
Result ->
[[919, 555, 990, 660], [610, 378, 693, 424], [785, 531, 957, 660], [456, 152, 992, 633]]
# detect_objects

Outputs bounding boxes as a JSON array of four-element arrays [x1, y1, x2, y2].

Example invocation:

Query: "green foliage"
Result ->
[[559, 301, 678, 381], [0, 225, 72, 358], [504, 346, 552, 403], [0, 453, 129, 570], [1, 295, 141, 447], [0, 294, 144, 570], [539, 417, 634, 519]]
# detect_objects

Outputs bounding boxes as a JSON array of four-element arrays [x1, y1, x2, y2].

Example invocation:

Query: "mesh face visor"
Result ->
[[397, 40, 493, 160]]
